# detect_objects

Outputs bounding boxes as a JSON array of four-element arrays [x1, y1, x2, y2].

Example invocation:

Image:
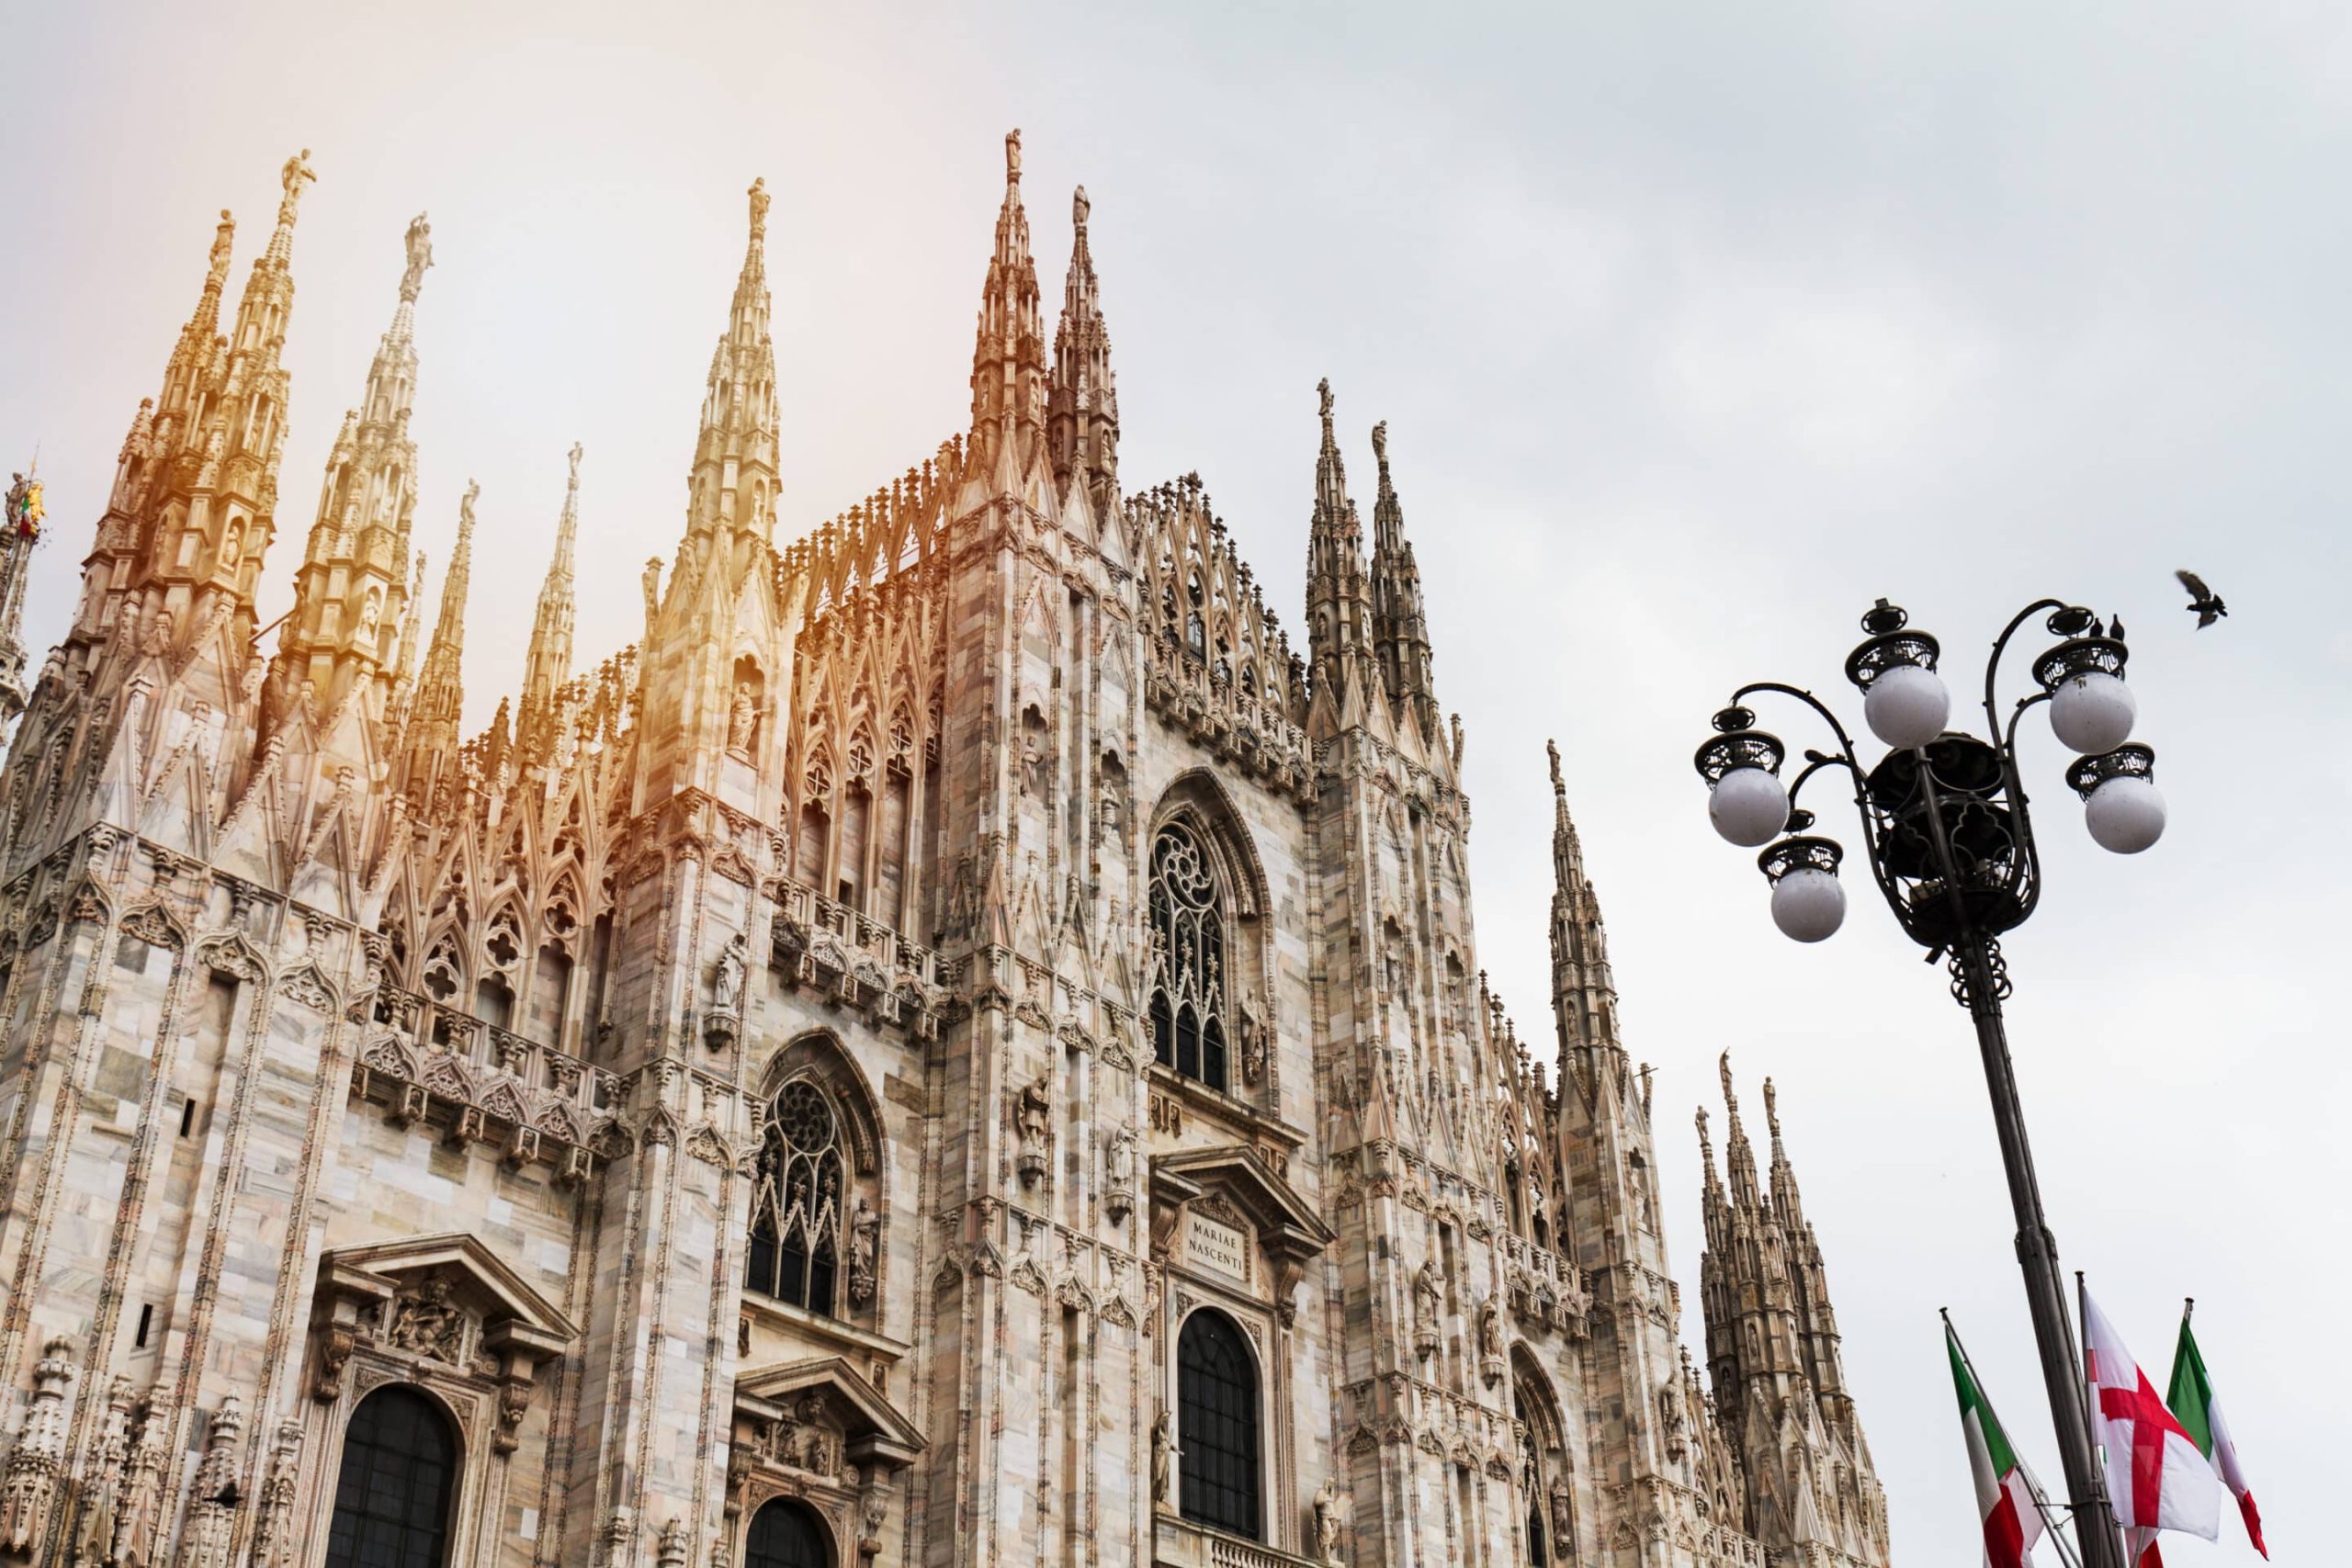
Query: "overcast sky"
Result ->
[[4, 2, 2342, 1560]]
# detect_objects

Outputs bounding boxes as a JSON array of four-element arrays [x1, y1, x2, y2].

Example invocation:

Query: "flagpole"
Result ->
[[1945, 1309, 2086, 1568], [2075, 1273, 2132, 1566]]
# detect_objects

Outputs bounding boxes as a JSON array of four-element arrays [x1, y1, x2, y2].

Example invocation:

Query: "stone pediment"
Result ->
[[1150, 1145, 1334, 1267], [322, 1231, 578, 1359], [737, 1356, 924, 1471]]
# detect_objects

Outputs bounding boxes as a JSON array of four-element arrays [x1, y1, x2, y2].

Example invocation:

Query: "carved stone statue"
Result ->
[[218, 520, 242, 570], [849, 1197, 879, 1305], [712, 931, 747, 1013], [400, 211, 434, 302], [357, 590, 383, 640], [1549, 1472, 1574, 1538], [1478, 1293, 1504, 1359], [728, 682, 757, 756], [389, 1274, 464, 1360], [749, 175, 771, 239], [1105, 1122, 1136, 1188], [1312, 1477, 1343, 1563], [1411, 1258, 1442, 1329], [1017, 1078, 1051, 1150], [279, 148, 316, 216], [1658, 1382, 1688, 1462], [1150, 1407, 1176, 1505]]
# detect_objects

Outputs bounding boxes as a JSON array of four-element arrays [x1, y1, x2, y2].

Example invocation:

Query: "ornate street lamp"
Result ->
[[1692, 597, 2159, 1568]]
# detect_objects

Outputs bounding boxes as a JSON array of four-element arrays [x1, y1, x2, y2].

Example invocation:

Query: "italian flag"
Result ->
[[2166, 1307, 2267, 1558], [2082, 1287, 2218, 1563], [1948, 1322, 2044, 1568]]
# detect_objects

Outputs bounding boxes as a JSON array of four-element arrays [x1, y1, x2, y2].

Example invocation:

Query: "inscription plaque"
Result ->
[[1182, 1209, 1250, 1284]]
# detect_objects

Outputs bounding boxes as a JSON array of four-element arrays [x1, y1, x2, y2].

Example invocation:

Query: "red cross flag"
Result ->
[[2081, 1286, 2217, 1563]]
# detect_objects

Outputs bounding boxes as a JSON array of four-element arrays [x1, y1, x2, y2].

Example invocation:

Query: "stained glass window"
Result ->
[[747, 1080, 843, 1314], [1148, 823, 1229, 1092]]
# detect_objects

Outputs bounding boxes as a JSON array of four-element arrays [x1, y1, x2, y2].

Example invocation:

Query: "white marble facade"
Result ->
[[0, 135, 1890, 1568]]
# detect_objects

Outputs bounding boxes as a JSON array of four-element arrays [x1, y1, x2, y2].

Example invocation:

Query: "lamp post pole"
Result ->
[[1693, 599, 2169, 1568]]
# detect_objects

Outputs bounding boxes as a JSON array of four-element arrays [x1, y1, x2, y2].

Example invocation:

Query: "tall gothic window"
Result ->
[[746, 1498, 831, 1568], [747, 1079, 844, 1314], [325, 1386, 457, 1568], [1177, 1309, 1261, 1539], [1148, 822, 1229, 1092]]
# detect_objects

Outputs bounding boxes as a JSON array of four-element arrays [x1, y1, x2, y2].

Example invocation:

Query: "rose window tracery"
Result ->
[[1148, 822, 1230, 1092], [747, 1080, 846, 1315]]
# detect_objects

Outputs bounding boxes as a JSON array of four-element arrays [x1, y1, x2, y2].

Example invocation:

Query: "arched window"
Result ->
[[1148, 822, 1229, 1092], [747, 1079, 845, 1314], [746, 1497, 831, 1568], [325, 1386, 457, 1568], [1177, 1309, 1261, 1538]]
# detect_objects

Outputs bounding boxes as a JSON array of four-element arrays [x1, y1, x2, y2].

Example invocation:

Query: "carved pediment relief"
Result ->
[[736, 1357, 924, 1472], [311, 1233, 579, 1450]]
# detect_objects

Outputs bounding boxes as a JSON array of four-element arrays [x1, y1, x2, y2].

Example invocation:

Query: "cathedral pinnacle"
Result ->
[[518, 446, 582, 766], [683, 176, 778, 545], [398, 481, 475, 803], [1049, 178, 1117, 511], [968, 130, 1045, 479], [1366, 414, 1438, 735], [266, 203, 426, 735]]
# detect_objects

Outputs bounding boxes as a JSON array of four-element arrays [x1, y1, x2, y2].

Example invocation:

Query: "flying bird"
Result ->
[[2175, 570, 2227, 628]]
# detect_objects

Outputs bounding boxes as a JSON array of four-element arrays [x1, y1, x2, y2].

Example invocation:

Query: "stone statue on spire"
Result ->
[[1317, 377, 1333, 422], [1547, 738, 1564, 793], [209, 209, 235, 281], [1005, 128, 1022, 184], [278, 149, 315, 219], [400, 213, 434, 301], [1371, 419, 1388, 473], [1072, 185, 1089, 228], [567, 442, 583, 484], [748, 176, 769, 240]]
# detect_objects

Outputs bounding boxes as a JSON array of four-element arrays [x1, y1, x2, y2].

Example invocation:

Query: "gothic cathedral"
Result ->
[[0, 136, 1890, 1568]]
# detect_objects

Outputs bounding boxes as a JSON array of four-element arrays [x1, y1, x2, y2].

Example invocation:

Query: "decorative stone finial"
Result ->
[[400, 212, 434, 302], [567, 442, 583, 485]]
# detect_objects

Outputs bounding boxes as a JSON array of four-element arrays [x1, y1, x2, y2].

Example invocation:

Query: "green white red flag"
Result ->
[[1948, 1321, 2045, 1568], [2165, 1306, 2267, 1558], [2082, 1286, 2218, 1564]]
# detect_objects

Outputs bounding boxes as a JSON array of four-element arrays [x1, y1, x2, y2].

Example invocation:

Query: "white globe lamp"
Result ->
[[2069, 744, 2166, 855], [1709, 765, 1789, 848], [2085, 775, 2165, 854], [1863, 661, 1951, 750], [1770, 867, 1847, 942], [2051, 670, 2136, 755]]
